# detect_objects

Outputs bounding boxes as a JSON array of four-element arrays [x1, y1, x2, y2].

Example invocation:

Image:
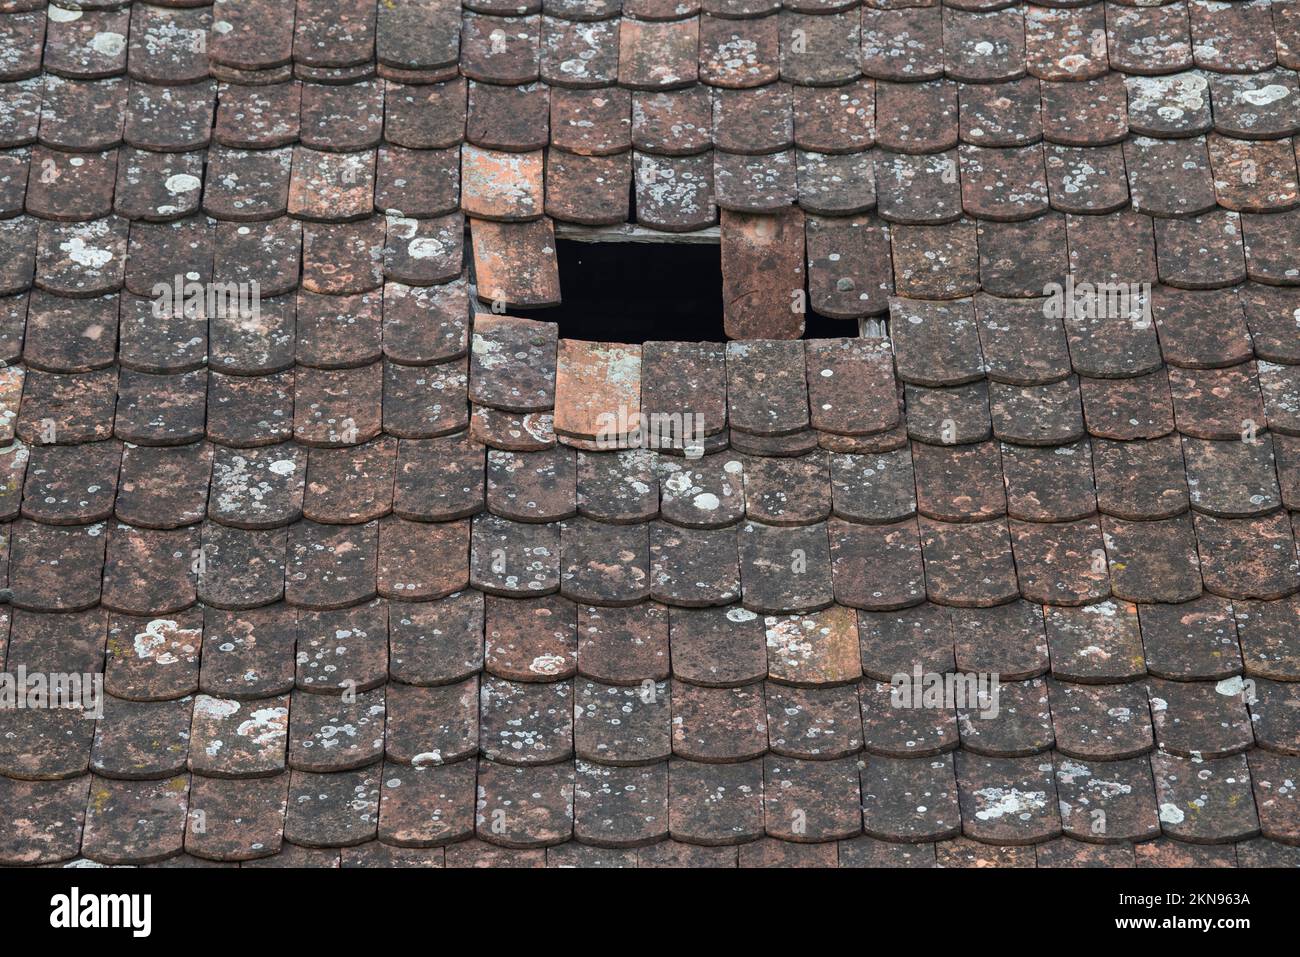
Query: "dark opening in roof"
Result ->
[[518, 239, 727, 343], [518, 239, 873, 343]]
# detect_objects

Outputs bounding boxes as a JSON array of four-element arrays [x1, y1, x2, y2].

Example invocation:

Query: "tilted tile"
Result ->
[[908, 384, 991, 447], [38, 76, 126, 152], [632, 87, 711, 155], [1208, 133, 1299, 213], [805, 214, 893, 318], [469, 217, 562, 308]]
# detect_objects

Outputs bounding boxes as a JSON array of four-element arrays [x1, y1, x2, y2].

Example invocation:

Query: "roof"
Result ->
[[0, 0, 1297, 869]]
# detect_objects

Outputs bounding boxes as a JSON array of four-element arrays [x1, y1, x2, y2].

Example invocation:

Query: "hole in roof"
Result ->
[[514, 239, 879, 343], [515, 239, 727, 343]]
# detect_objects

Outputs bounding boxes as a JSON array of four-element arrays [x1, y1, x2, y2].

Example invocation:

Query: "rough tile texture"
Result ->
[[0, 0, 1295, 871]]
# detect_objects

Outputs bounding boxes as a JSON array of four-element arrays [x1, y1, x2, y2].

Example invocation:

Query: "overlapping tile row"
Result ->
[[0, 0, 1298, 869], [356, 0, 1300, 338], [0, 317, 1297, 865]]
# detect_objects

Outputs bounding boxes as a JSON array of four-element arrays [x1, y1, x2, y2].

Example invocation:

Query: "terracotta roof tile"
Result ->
[[1055, 754, 1159, 842], [862, 7, 944, 82], [214, 81, 298, 150], [1190, 0, 1276, 73], [699, 13, 779, 89], [197, 605, 292, 699], [1211, 69, 1300, 139], [953, 599, 1049, 680], [958, 676, 1053, 757], [618, 16, 699, 91], [892, 219, 980, 298], [1048, 599, 1146, 682], [959, 76, 1041, 148], [650, 523, 736, 605], [907, 380, 991, 445], [669, 604, 765, 686], [208, 0, 291, 71], [44, 7, 128, 80], [1106, 4, 1193, 76], [184, 775, 287, 862], [3, 0, 1296, 870], [1040, 73, 1127, 147], [805, 214, 892, 317], [80, 775, 189, 865], [860, 754, 960, 842], [1155, 211, 1247, 289], [633, 150, 716, 230], [829, 516, 926, 611], [667, 757, 762, 844], [1152, 750, 1259, 843], [1092, 434, 1188, 521], [127, 4, 211, 85]]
